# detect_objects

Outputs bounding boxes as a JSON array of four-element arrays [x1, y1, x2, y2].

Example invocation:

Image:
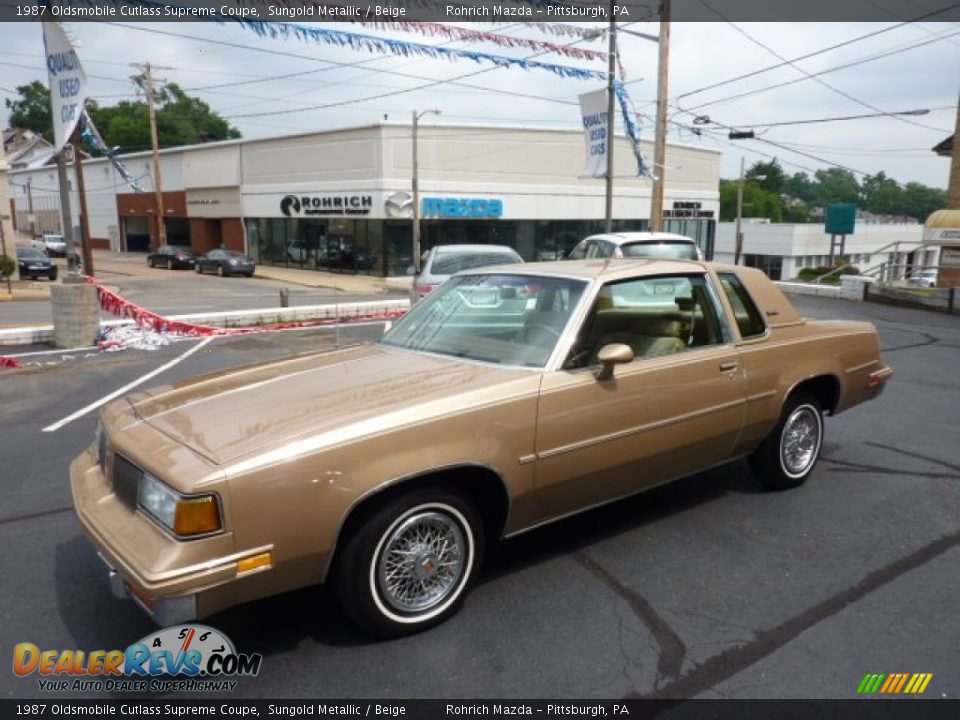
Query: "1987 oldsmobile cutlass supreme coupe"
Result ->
[[71, 260, 892, 635]]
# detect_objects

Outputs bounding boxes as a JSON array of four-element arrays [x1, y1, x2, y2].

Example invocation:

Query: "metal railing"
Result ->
[[812, 240, 930, 285]]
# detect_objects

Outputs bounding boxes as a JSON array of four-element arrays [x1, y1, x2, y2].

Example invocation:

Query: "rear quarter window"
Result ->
[[719, 273, 766, 338]]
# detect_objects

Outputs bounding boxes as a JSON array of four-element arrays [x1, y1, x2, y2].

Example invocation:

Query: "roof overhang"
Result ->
[[923, 209, 960, 245]]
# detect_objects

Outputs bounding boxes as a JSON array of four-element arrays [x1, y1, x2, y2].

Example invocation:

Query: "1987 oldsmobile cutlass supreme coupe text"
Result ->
[[71, 260, 892, 635]]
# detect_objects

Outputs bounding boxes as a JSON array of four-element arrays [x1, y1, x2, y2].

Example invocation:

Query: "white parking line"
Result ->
[[41, 336, 215, 433]]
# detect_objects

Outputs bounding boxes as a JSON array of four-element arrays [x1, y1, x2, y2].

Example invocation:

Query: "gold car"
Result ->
[[71, 260, 892, 635]]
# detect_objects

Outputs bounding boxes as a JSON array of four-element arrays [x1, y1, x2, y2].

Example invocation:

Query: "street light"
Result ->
[[412, 108, 441, 274]]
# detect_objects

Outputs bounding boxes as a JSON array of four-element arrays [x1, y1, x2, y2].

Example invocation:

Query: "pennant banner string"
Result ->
[[614, 79, 655, 179], [103, 1, 606, 80], [79, 111, 144, 192]]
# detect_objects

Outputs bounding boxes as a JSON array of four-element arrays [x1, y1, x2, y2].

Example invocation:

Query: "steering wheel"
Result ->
[[524, 323, 563, 344]]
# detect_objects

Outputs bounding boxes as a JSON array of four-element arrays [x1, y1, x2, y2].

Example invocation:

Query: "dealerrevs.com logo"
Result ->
[[13, 625, 262, 693]]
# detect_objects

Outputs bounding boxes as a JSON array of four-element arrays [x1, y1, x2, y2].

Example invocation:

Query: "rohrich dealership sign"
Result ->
[[245, 192, 504, 220]]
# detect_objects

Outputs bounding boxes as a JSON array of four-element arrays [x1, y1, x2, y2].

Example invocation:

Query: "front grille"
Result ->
[[113, 454, 142, 511]]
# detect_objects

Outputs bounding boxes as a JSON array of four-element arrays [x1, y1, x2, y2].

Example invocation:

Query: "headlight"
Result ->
[[228, 258, 238, 265], [138, 473, 221, 537]]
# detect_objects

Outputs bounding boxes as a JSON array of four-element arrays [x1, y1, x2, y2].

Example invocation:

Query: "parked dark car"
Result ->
[[147, 245, 198, 270], [16, 246, 58, 281], [195, 249, 256, 278]]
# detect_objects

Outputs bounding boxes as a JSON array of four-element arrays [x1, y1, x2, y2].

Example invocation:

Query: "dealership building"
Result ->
[[5, 122, 721, 276]]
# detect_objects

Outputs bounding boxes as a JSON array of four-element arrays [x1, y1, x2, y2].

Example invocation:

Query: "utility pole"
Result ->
[[26, 179, 35, 238], [132, 62, 171, 250], [71, 127, 94, 276], [56, 147, 78, 276], [604, 6, 617, 233], [649, 0, 671, 233], [412, 108, 441, 273], [949, 91, 960, 210], [734, 157, 745, 265]]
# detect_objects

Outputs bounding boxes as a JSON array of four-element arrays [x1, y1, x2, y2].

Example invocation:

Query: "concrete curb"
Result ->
[[776, 281, 846, 299], [0, 298, 410, 347]]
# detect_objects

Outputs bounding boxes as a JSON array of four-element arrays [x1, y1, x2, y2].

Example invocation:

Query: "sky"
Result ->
[[0, 18, 957, 188]]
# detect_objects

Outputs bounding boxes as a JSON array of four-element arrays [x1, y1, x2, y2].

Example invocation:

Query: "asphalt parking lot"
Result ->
[[0, 272, 397, 328], [1, 296, 958, 701]]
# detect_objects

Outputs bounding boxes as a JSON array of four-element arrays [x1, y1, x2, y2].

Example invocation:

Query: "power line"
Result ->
[[682, 27, 960, 119], [698, 1, 951, 133], [671, 103, 874, 176], [652, 2, 960, 100], [102, 23, 589, 113], [724, 108, 935, 130]]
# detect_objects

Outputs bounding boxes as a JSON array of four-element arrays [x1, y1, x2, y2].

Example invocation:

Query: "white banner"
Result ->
[[42, 22, 87, 153], [579, 89, 609, 179]]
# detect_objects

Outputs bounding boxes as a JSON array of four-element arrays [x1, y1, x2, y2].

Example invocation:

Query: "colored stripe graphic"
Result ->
[[857, 672, 932, 694], [857, 673, 884, 693]]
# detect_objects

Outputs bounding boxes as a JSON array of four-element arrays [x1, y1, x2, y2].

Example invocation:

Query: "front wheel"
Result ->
[[750, 394, 824, 490], [334, 489, 484, 637]]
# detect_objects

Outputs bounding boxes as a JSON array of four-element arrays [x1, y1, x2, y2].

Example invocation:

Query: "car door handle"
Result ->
[[719, 362, 738, 372]]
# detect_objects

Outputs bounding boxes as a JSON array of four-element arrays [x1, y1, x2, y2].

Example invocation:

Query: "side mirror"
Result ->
[[595, 343, 634, 381]]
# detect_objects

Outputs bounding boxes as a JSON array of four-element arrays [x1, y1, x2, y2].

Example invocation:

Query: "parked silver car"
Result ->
[[568, 232, 703, 261], [411, 244, 523, 303]]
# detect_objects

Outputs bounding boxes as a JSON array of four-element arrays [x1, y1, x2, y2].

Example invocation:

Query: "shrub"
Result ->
[[0, 254, 14, 279]]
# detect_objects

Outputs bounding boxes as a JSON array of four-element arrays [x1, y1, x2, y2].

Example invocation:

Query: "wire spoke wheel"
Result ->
[[376, 511, 466, 614], [780, 405, 821, 477]]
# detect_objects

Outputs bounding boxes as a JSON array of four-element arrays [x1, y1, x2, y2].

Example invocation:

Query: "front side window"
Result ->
[[564, 274, 728, 370], [382, 274, 587, 368], [718, 273, 766, 338]]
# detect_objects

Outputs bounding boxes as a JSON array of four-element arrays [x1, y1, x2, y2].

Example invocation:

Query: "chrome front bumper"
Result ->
[[98, 552, 198, 626]]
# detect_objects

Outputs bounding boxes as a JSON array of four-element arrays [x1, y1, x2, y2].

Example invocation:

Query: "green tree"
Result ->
[[813, 168, 860, 206], [4, 80, 240, 153], [783, 172, 816, 204], [899, 183, 946, 223], [859, 172, 902, 215], [4, 80, 54, 143], [745, 159, 786, 196], [719, 178, 783, 222]]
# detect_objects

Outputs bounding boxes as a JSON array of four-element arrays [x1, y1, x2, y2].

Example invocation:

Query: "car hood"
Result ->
[[125, 344, 533, 466]]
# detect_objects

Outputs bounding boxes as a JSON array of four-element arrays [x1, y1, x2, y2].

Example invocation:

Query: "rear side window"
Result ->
[[719, 273, 766, 338], [431, 252, 520, 275], [621, 241, 699, 260]]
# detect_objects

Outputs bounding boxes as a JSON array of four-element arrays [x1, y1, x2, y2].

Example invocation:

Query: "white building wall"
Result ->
[[715, 222, 929, 279]]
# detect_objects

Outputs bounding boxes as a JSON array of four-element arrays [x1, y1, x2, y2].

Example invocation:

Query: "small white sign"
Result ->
[[43, 22, 88, 152], [579, 89, 609, 179]]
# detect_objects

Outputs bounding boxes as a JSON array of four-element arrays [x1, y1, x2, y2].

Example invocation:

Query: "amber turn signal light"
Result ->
[[173, 496, 221, 536], [236, 552, 272, 575]]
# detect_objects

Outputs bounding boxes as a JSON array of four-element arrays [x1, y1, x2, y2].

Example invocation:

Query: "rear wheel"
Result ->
[[195, 264, 203, 274], [334, 488, 484, 637], [217, 265, 225, 277], [147, 257, 154, 268], [166, 258, 173, 270], [750, 393, 824, 490]]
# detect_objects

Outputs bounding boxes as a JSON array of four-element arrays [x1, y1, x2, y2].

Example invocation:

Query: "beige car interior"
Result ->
[[564, 276, 723, 369]]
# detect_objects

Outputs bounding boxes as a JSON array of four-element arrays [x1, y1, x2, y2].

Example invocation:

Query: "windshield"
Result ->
[[381, 274, 587, 368], [18, 248, 45, 259], [430, 251, 520, 276], [621, 241, 699, 260]]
